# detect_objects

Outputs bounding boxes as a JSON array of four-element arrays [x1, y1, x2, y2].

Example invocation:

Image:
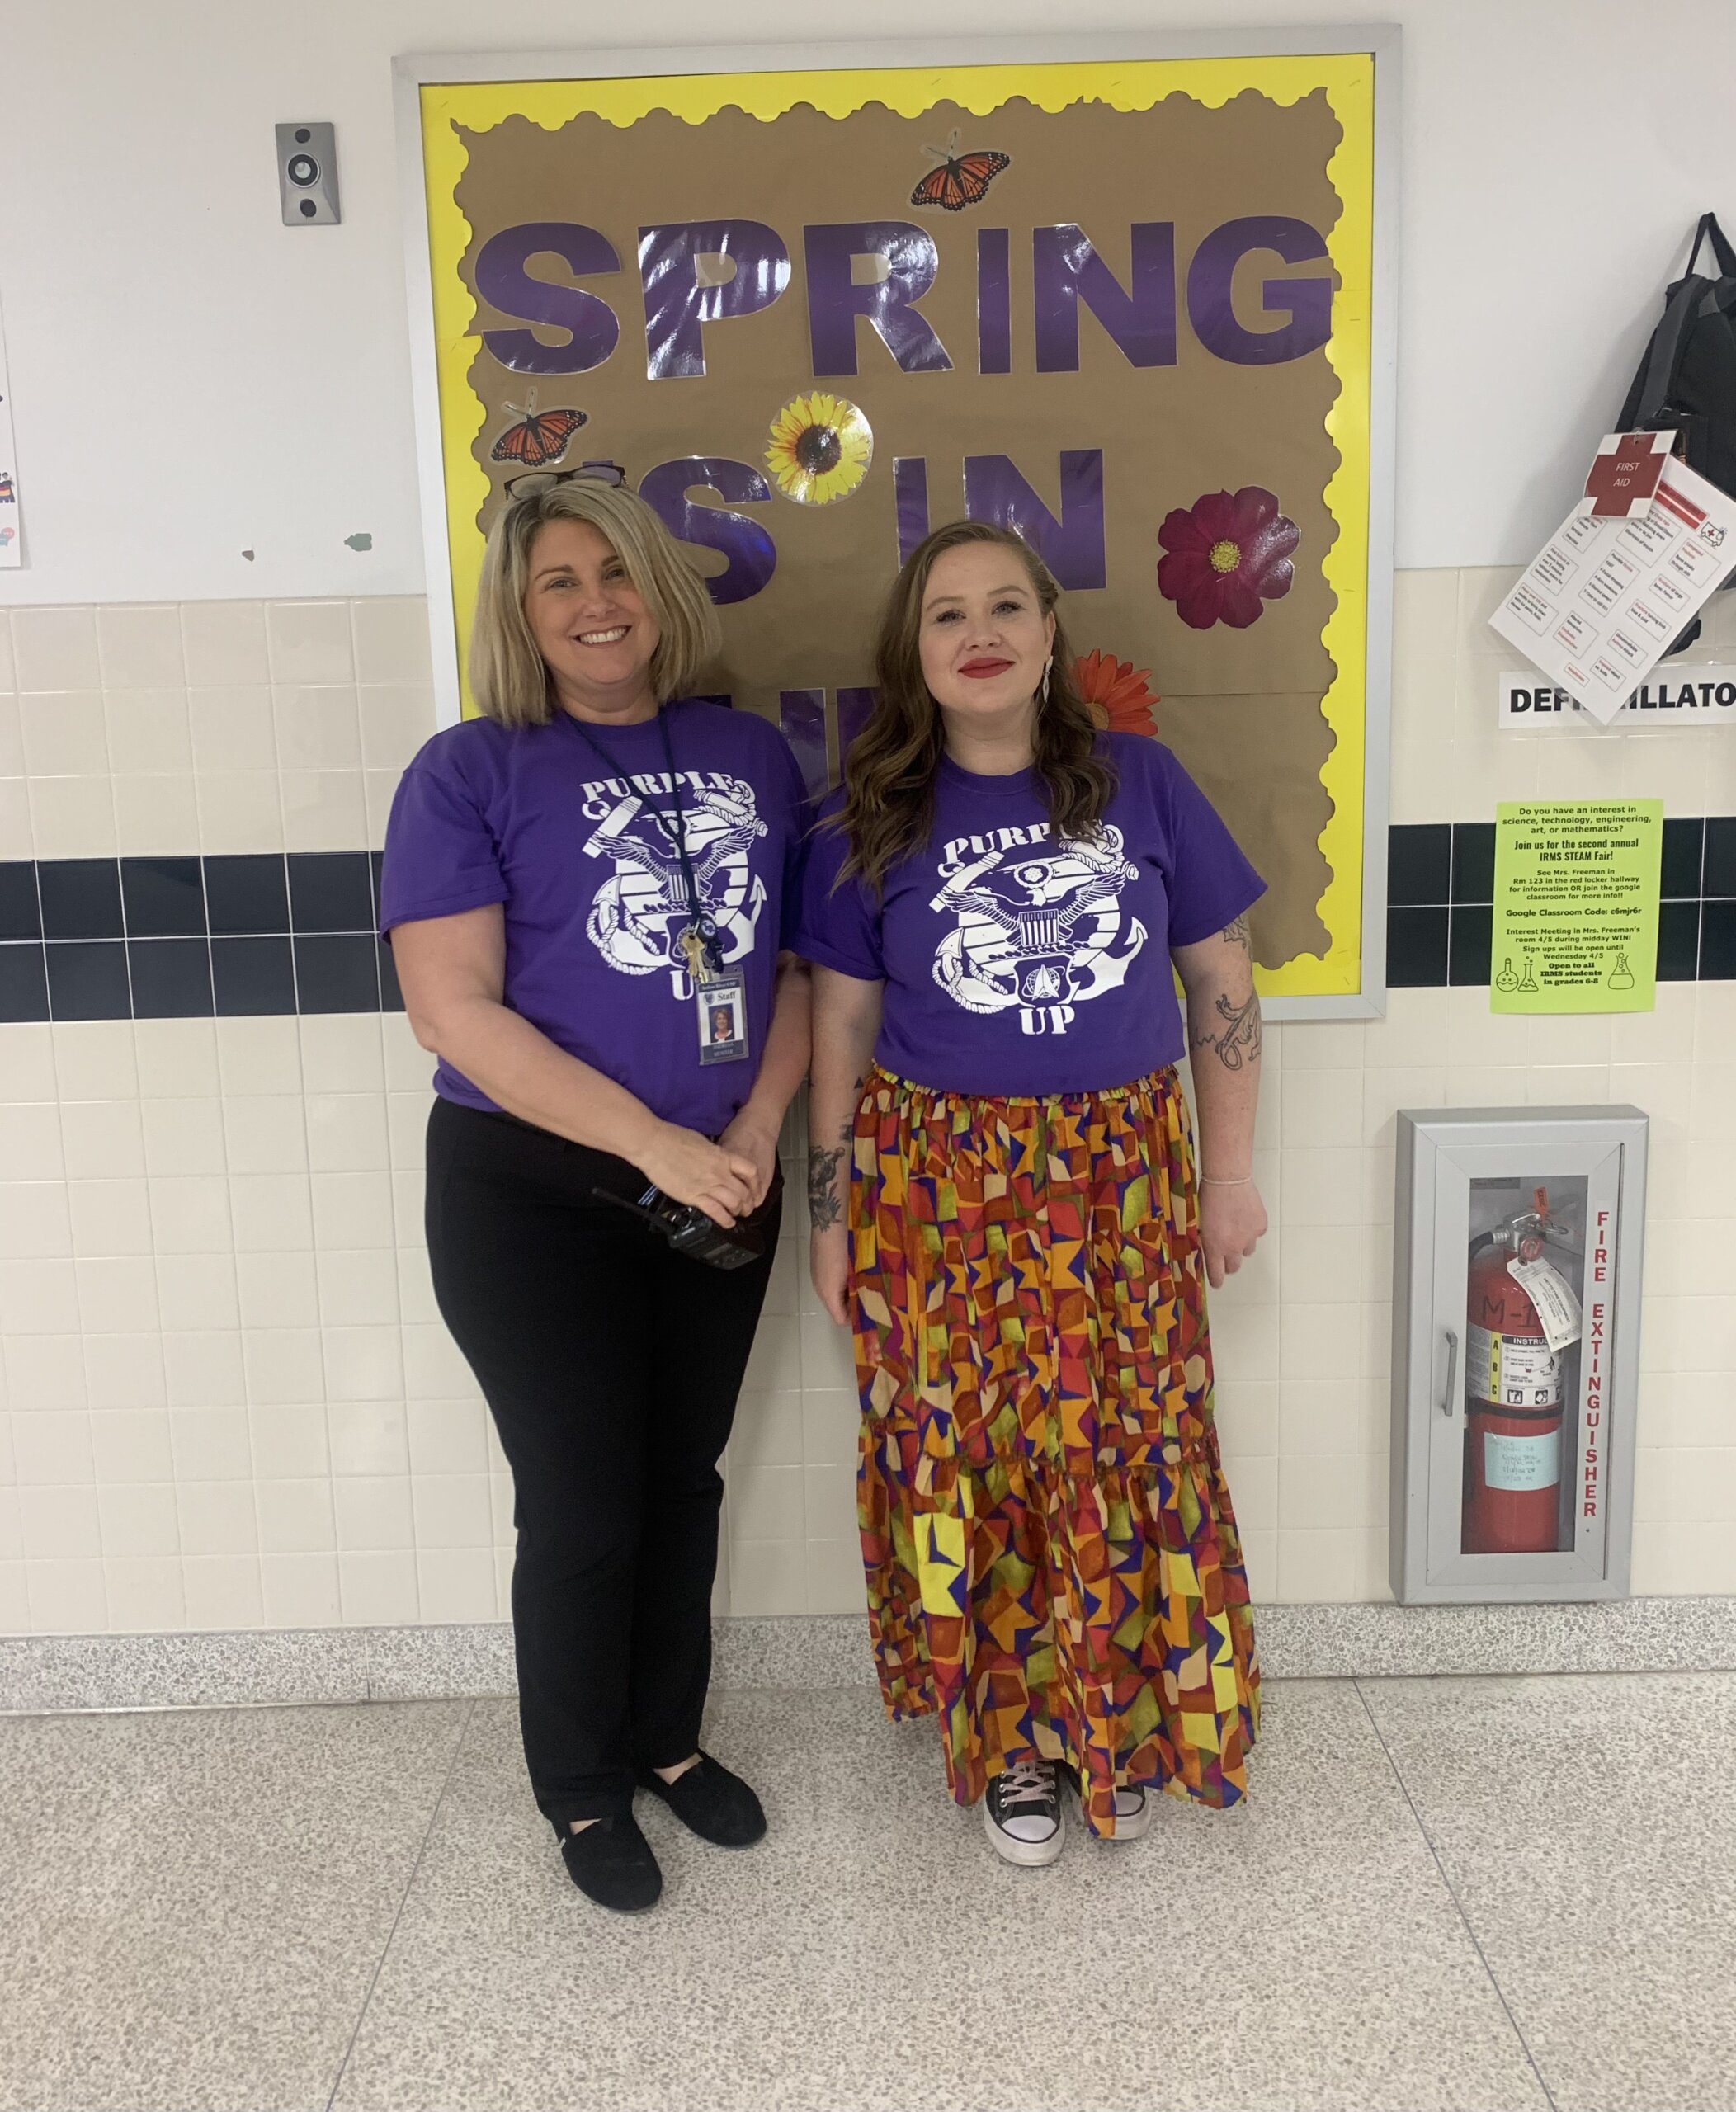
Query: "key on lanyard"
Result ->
[[565, 707, 749, 1063]]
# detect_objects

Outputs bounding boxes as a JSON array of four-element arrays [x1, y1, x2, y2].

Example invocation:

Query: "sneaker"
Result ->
[[982, 1760, 1064, 1866], [1106, 1784, 1152, 1841]]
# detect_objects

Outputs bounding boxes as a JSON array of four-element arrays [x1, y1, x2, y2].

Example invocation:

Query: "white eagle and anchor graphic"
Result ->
[[577, 769, 767, 992], [930, 821, 1145, 1035]]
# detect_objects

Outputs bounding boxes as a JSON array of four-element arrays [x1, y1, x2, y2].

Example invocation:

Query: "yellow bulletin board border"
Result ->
[[393, 32, 1399, 1017]]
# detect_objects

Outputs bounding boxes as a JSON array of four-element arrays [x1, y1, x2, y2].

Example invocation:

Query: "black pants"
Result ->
[[425, 1098, 779, 1830]]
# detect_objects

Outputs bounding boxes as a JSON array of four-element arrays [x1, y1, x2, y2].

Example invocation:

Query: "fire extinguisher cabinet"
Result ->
[[1391, 1106, 1647, 1604]]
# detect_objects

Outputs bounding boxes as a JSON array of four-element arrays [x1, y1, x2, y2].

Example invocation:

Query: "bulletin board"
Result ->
[[394, 31, 1398, 1012]]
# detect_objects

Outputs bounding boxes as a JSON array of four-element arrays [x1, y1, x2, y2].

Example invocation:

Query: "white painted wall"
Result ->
[[1, 0, 1731, 604]]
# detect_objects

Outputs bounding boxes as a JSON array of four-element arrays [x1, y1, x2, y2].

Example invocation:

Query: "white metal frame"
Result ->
[[392, 27, 1401, 1021], [1392, 1107, 1648, 1606]]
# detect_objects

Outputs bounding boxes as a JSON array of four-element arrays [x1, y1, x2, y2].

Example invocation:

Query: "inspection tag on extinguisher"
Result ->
[[1507, 1256, 1583, 1352]]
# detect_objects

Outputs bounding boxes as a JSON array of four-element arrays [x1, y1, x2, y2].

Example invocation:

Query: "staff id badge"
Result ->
[[696, 974, 749, 1065]]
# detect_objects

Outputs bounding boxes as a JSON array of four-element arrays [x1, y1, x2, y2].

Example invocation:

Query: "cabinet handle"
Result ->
[[1437, 1327, 1460, 1417]]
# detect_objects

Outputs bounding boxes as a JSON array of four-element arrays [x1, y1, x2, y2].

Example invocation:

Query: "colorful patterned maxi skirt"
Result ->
[[849, 1066, 1258, 1839]]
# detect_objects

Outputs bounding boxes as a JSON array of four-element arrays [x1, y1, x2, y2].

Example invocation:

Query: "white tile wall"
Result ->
[[0, 596, 432, 861], [0, 583, 1734, 1635]]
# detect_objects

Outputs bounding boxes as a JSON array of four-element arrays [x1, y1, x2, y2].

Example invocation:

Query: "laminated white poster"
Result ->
[[1489, 456, 1736, 723], [0, 298, 20, 568]]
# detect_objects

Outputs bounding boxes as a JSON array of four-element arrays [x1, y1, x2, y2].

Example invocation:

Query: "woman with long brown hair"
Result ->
[[795, 520, 1265, 1862]]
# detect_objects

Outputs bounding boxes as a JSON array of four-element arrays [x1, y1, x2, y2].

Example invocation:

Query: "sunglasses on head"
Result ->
[[502, 460, 629, 499]]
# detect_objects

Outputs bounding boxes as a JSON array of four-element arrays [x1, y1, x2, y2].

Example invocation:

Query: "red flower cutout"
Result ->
[[1073, 650, 1158, 736], [1157, 487, 1299, 630]]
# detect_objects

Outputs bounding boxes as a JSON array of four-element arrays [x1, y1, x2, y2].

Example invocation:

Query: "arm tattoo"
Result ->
[[1191, 990, 1263, 1071], [807, 1088, 861, 1230], [1221, 914, 1251, 950], [807, 1138, 847, 1228]]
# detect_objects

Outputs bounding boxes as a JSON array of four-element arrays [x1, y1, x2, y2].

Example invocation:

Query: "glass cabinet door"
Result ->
[[1424, 1141, 1624, 1591]]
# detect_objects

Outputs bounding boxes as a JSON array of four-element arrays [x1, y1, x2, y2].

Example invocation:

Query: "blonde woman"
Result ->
[[380, 475, 810, 1912], [797, 521, 1264, 1863]]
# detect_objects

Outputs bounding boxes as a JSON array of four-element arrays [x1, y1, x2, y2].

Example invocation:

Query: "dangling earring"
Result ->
[[1039, 656, 1052, 706]]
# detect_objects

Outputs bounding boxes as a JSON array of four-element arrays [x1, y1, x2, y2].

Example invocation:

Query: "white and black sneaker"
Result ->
[[1105, 1784, 1152, 1840], [983, 1760, 1064, 1866]]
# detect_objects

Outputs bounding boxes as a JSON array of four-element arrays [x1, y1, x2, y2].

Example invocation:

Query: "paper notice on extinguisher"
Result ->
[[1507, 1256, 1583, 1352]]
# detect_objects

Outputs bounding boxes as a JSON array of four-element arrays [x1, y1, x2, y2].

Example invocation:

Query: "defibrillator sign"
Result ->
[[1499, 666, 1736, 728]]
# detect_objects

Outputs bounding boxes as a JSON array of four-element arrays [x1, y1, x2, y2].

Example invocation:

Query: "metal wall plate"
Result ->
[[276, 122, 340, 226]]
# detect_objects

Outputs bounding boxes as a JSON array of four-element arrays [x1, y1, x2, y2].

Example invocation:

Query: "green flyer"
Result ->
[[1490, 800, 1663, 1013]]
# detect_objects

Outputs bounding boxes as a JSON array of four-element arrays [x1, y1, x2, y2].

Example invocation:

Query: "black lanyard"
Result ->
[[564, 705, 722, 973]]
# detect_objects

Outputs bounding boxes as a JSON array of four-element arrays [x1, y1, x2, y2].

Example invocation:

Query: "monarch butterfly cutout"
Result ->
[[490, 393, 588, 470], [909, 131, 1011, 213]]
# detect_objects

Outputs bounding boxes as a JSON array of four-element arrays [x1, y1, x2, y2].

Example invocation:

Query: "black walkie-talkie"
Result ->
[[591, 1166, 781, 1270]]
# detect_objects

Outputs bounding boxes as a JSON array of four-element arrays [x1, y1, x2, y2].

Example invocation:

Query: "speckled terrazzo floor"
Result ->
[[2, 1674, 1732, 2112]]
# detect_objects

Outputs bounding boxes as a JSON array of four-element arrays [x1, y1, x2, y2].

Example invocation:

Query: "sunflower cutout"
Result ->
[[765, 392, 873, 505], [1073, 650, 1159, 736]]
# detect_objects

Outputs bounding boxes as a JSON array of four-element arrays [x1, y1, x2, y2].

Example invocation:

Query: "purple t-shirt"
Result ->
[[380, 700, 809, 1133], [794, 733, 1263, 1096]]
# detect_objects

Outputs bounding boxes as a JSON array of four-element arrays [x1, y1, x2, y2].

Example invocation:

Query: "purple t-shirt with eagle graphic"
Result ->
[[794, 733, 1264, 1097], [379, 700, 809, 1134]]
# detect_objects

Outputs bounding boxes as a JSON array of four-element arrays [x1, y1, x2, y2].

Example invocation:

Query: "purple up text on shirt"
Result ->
[[575, 766, 767, 988], [930, 819, 1145, 1038], [795, 733, 1265, 1097]]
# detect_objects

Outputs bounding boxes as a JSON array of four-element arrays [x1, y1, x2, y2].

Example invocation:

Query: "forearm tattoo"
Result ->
[[1184, 916, 1262, 1071], [807, 1087, 860, 1229], [1191, 989, 1263, 1072], [808, 1137, 847, 1228]]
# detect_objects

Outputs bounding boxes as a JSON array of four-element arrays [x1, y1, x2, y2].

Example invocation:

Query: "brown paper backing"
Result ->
[[454, 90, 1345, 967]]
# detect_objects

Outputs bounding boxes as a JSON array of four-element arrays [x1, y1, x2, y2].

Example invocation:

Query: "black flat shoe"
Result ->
[[560, 1812, 663, 1912], [636, 1751, 767, 1849]]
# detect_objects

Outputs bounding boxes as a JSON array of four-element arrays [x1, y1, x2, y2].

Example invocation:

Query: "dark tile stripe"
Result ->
[[1658, 901, 1702, 981], [2, 825, 1734, 1022], [1450, 823, 1495, 905], [1661, 818, 1705, 899], [213, 936, 297, 1016], [288, 852, 375, 935], [45, 940, 130, 1021], [1702, 902, 1736, 979], [40, 860, 125, 940], [1387, 906, 1448, 988], [206, 855, 291, 936], [0, 862, 41, 941], [1387, 824, 1451, 906], [120, 856, 205, 939], [1447, 905, 1493, 986], [128, 937, 215, 1017], [0, 942, 49, 1021]]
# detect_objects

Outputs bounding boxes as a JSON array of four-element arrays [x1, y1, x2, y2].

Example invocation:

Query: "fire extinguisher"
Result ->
[[1464, 1188, 1567, 1555]]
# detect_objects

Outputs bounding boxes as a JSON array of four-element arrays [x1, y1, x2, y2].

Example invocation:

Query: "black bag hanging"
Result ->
[[1616, 212, 1736, 653]]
